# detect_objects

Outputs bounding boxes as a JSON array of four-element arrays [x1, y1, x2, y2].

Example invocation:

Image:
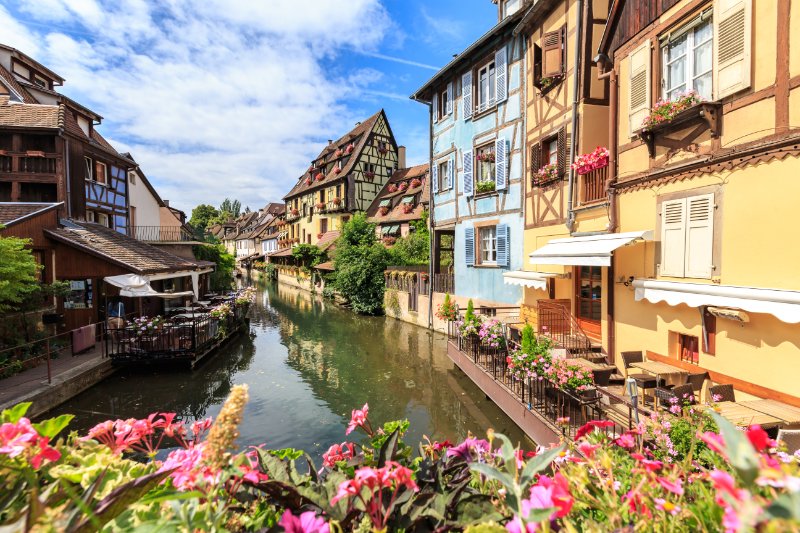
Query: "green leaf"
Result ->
[[764, 491, 800, 520], [520, 445, 563, 487], [2, 402, 31, 423], [257, 449, 293, 484], [469, 462, 515, 491], [377, 428, 400, 468], [709, 412, 760, 486], [33, 414, 74, 439]]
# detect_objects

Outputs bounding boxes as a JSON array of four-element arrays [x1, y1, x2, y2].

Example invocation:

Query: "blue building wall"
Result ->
[[429, 33, 526, 305]]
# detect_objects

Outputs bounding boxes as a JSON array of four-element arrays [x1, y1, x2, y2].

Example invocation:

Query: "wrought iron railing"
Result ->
[[580, 165, 608, 204], [537, 300, 596, 358], [131, 226, 197, 242]]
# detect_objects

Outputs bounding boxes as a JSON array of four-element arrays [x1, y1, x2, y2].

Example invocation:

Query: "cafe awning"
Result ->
[[502, 271, 559, 290], [104, 274, 194, 299], [529, 230, 653, 267], [633, 279, 800, 324]]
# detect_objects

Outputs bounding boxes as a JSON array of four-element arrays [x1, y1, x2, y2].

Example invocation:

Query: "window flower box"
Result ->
[[334, 148, 343, 157], [290, 208, 299, 217], [637, 94, 721, 158], [475, 180, 496, 194], [387, 184, 398, 193], [315, 202, 325, 210], [572, 146, 610, 175], [410, 178, 422, 188], [398, 181, 408, 192], [379, 206, 389, 216], [333, 166, 342, 174], [314, 172, 325, 182], [532, 163, 559, 186], [364, 171, 376, 180], [402, 204, 414, 214], [332, 197, 342, 206], [345, 143, 355, 154]]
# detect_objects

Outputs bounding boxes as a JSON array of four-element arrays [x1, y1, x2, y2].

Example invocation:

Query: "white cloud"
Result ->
[[2, 0, 408, 213]]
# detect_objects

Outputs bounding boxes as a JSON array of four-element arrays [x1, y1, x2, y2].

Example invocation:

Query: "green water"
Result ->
[[50, 281, 532, 456]]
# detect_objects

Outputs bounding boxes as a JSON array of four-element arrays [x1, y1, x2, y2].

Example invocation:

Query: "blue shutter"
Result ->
[[432, 92, 439, 123], [465, 227, 475, 266], [462, 71, 473, 120], [495, 138, 507, 191], [448, 154, 455, 189], [496, 224, 509, 267], [446, 82, 453, 115], [432, 161, 439, 194], [495, 47, 508, 103], [463, 150, 473, 197]]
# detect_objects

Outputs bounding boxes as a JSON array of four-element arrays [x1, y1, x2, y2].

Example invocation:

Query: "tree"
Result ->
[[0, 231, 39, 313], [291, 244, 325, 271], [189, 204, 220, 233], [386, 211, 430, 266], [333, 213, 389, 315], [219, 198, 242, 219], [192, 244, 235, 291]]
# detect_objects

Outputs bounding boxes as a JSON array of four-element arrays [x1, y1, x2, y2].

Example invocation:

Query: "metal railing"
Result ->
[[537, 300, 595, 358], [0, 152, 59, 175], [580, 165, 608, 204], [131, 226, 197, 242]]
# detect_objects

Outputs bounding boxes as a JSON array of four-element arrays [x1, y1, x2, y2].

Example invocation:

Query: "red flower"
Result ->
[[615, 432, 636, 449], [746, 425, 774, 452], [656, 476, 684, 496], [575, 420, 614, 440], [577, 441, 600, 459], [345, 403, 369, 435], [698, 431, 727, 456]]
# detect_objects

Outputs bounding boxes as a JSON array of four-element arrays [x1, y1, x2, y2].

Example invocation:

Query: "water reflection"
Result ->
[[50, 281, 533, 457]]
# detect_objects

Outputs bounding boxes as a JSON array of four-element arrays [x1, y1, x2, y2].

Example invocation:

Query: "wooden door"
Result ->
[[575, 266, 602, 340]]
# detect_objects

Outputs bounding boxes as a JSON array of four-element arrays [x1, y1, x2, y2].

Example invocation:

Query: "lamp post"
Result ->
[[626, 377, 640, 425]]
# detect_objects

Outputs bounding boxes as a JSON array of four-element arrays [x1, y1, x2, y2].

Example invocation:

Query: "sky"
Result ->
[[0, 0, 498, 214]]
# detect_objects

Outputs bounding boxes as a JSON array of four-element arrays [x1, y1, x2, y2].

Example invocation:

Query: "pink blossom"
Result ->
[[0, 417, 61, 469], [656, 477, 684, 496], [615, 432, 636, 449], [322, 442, 356, 468], [279, 510, 330, 533], [577, 441, 601, 459], [745, 425, 774, 452], [345, 403, 369, 435], [698, 431, 727, 456], [575, 420, 614, 440]]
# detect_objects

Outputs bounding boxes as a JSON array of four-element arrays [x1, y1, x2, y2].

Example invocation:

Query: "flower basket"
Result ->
[[421, 273, 429, 282], [402, 204, 414, 214], [641, 91, 703, 130], [387, 184, 398, 193], [334, 148, 343, 157], [572, 147, 610, 175], [314, 172, 325, 182], [410, 178, 422, 188], [364, 171, 376, 180], [379, 206, 389, 216], [477, 152, 496, 163], [533, 163, 559, 186], [315, 202, 325, 210], [332, 197, 342, 206], [345, 143, 355, 154], [290, 208, 299, 217], [475, 181, 496, 194], [398, 182, 408, 192]]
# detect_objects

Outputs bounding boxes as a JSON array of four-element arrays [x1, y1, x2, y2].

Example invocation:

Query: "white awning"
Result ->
[[104, 274, 194, 299], [529, 230, 653, 267], [503, 271, 559, 290], [633, 279, 800, 324]]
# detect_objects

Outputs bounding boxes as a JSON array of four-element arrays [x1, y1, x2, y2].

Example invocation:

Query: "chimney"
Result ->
[[327, 139, 333, 145], [163, 200, 170, 207], [397, 146, 407, 169]]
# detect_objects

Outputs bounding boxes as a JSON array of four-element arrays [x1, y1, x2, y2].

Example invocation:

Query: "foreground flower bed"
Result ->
[[1, 386, 798, 531]]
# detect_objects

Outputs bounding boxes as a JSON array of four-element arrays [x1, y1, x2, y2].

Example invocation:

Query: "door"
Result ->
[[575, 266, 602, 340]]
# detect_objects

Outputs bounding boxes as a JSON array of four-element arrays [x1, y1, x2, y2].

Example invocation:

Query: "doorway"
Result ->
[[575, 266, 601, 340]]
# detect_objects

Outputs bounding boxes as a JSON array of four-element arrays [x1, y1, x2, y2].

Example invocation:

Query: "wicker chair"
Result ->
[[620, 351, 662, 389], [709, 384, 736, 403], [776, 429, 800, 454], [591, 367, 616, 387], [655, 383, 696, 410]]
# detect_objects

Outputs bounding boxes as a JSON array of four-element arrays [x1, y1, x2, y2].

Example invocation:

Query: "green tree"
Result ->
[[189, 204, 220, 233], [192, 243, 235, 291], [0, 231, 39, 313], [219, 198, 242, 219], [386, 211, 430, 266], [520, 323, 535, 355], [333, 213, 389, 315], [291, 244, 325, 271]]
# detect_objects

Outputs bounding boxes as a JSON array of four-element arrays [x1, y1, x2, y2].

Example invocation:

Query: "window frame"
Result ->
[[660, 14, 713, 101], [475, 58, 496, 114], [438, 87, 449, 120], [95, 161, 108, 185], [476, 225, 498, 266], [544, 137, 558, 166], [84, 156, 93, 181], [475, 142, 497, 186], [437, 160, 450, 191]]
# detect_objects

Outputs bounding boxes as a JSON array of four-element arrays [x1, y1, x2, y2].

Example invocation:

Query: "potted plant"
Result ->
[[305, 177, 312, 186], [387, 183, 398, 193], [332, 197, 342, 206], [317, 232, 324, 239], [315, 202, 325, 210], [641, 91, 703, 130], [334, 148, 343, 157], [345, 143, 355, 154], [314, 172, 325, 182], [572, 146, 610, 175], [533, 163, 559, 186], [410, 178, 422, 188], [334, 166, 342, 174], [379, 206, 389, 216], [364, 170, 376, 180], [290, 208, 299, 217], [398, 182, 408, 192], [402, 204, 414, 214], [475, 180, 496, 194]]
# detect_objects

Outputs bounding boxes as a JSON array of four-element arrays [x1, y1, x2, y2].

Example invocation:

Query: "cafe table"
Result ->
[[564, 358, 614, 372], [739, 399, 800, 425], [708, 401, 783, 428], [629, 360, 688, 387]]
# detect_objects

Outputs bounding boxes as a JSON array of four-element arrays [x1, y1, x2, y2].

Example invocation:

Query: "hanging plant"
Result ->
[[410, 178, 422, 188]]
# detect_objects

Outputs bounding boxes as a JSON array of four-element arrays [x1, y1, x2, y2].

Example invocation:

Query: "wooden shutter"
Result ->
[[660, 198, 687, 277], [556, 127, 567, 178], [495, 47, 508, 103], [684, 193, 715, 278], [463, 150, 474, 197], [529, 142, 541, 179], [496, 224, 510, 267], [542, 28, 563, 77], [95, 162, 106, 184], [465, 227, 475, 266], [628, 40, 651, 135], [432, 92, 439, 123], [446, 82, 453, 114], [495, 138, 508, 190], [462, 71, 473, 120], [714, 0, 751, 98], [432, 161, 439, 194], [448, 154, 455, 189]]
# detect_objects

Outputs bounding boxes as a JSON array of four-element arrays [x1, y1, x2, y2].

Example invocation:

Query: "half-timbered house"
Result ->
[[366, 164, 430, 243]]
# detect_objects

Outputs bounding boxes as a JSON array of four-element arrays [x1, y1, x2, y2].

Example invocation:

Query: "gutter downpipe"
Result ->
[[565, 0, 585, 233], [411, 94, 435, 329]]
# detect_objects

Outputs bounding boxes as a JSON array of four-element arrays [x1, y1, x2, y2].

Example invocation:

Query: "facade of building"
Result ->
[[365, 164, 430, 242], [283, 110, 402, 247], [412, 3, 528, 306]]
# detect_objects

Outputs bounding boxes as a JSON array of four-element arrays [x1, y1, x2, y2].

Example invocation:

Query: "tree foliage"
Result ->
[[192, 244, 235, 291], [333, 213, 389, 315], [0, 231, 39, 313], [188, 204, 219, 233], [386, 211, 430, 266], [219, 198, 242, 219], [291, 244, 325, 270]]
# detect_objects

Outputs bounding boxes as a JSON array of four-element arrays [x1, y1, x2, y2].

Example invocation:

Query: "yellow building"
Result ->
[[579, 0, 800, 404], [283, 110, 402, 246]]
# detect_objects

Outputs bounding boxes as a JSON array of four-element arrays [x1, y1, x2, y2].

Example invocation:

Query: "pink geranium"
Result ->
[[656, 476, 684, 496], [345, 403, 371, 436], [575, 420, 615, 440], [0, 417, 61, 469], [279, 510, 330, 533], [322, 442, 356, 468]]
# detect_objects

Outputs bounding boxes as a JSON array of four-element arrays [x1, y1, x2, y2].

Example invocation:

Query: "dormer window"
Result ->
[[33, 74, 48, 89]]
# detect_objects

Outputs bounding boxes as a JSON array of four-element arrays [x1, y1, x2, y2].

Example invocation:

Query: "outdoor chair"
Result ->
[[709, 384, 736, 403], [591, 367, 615, 387], [655, 383, 696, 410], [776, 429, 800, 454], [620, 350, 663, 390], [686, 371, 709, 399]]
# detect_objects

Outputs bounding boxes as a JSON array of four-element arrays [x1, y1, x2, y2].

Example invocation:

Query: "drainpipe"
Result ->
[[411, 94, 435, 329], [565, 0, 585, 233]]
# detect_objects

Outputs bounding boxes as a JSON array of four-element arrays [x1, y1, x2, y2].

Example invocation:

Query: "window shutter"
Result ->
[[432, 161, 439, 194], [432, 92, 439, 123], [556, 128, 567, 178], [495, 138, 508, 190], [529, 142, 541, 179], [446, 82, 453, 114], [713, 0, 752, 99], [465, 227, 475, 266], [462, 71, 473, 120], [448, 154, 455, 189], [463, 150, 474, 197], [660, 198, 687, 277], [543, 29, 563, 77], [628, 40, 651, 135], [684, 193, 715, 278], [495, 47, 508, 103], [496, 224, 510, 267]]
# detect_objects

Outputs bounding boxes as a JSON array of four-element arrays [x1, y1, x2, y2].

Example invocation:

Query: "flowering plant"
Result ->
[[642, 90, 704, 129], [572, 146, 610, 175], [314, 172, 325, 182], [402, 203, 414, 214], [382, 236, 396, 245], [533, 162, 559, 186], [290, 208, 299, 216], [315, 202, 325, 210], [547, 357, 595, 391], [410, 178, 422, 188], [398, 181, 408, 192], [317, 232, 324, 239], [364, 170, 376, 179], [210, 302, 232, 319], [131, 315, 164, 337], [235, 286, 256, 305], [345, 143, 355, 154], [333, 166, 342, 174], [478, 319, 506, 349], [387, 183, 398, 193], [332, 197, 342, 206], [436, 293, 458, 321], [378, 206, 389, 216], [334, 148, 343, 157], [477, 151, 496, 162]]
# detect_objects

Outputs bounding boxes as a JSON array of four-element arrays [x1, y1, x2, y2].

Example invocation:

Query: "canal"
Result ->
[[51, 281, 532, 456]]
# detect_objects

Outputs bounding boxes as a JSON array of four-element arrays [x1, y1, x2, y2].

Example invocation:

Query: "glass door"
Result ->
[[575, 266, 602, 340]]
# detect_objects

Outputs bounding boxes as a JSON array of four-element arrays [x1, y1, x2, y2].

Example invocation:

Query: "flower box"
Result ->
[[317, 232, 324, 239], [398, 182, 408, 192], [387, 184, 398, 193], [332, 197, 342, 206], [333, 167, 342, 174], [534, 74, 564, 95], [637, 97, 721, 158], [379, 206, 389, 216], [334, 148, 343, 157], [305, 177, 312, 186], [532, 163, 559, 186], [345, 143, 355, 154], [290, 208, 299, 217], [402, 204, 414, 214], [475, 181, 496, 194], [364, 171, 376, 180], [410, 178, 422, 188], [572, 147, 610, 176], [315, 202, 325, 210]]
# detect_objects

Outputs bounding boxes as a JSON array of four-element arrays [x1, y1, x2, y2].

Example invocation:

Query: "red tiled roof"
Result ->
[[0, 64, 36, 103], [366, 164, 430, 224], [0, 202, 61, 226], [0, 96, 62, 129], [314, 261, 335, 271], [316, 230, 340, 252]]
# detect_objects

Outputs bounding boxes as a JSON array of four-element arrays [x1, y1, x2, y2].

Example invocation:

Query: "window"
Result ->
[[379, 199, 390, 208], [64, 279, 93, 310], [577, 266, 602, 321], [660, 192, 715, 278], [477, 60, 496, 112], [479, 226, 497, 264], [130, 205, 136, 229], [678, 333, 699, 364], [336, 184, 342, 198], [533, 27, 565, 89], [84, 157, 93, 181], [476, 144, 496, 185], [437, 160, 449, 191], [544, 137, 558, 165], [128, 171, 137, 185], [661, 17, 713, 101], [33, 74, 48, 88], [319, 189, 326, 203], [439, 88, 449, 119], [320, 218, 328, 234], [95, 161, 107, 185]]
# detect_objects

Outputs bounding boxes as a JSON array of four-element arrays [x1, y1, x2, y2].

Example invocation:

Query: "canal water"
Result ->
[[51, 281, 532, 456]]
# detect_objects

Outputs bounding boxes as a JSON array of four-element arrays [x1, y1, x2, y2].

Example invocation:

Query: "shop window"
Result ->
[[64, 279, 93, 309]]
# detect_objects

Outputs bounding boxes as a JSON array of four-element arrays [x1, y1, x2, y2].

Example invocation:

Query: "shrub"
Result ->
[[333, 213, 389, 315]]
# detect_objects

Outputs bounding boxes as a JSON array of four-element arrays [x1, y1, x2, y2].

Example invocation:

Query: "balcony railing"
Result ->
[[537, 299, 597, 359], [131, 226, 197, 242], [579, 165, 608, 204], [0, 152, 59, 175]]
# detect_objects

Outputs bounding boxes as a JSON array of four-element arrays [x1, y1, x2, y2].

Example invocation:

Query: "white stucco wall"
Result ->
[[128, 170, 162, 240]]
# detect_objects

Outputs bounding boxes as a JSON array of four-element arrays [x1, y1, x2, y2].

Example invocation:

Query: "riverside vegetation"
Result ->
[[1, 383, 798, 532]]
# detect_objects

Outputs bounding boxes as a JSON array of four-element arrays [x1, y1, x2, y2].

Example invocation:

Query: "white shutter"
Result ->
[[446, 82, 453, 115], [432, 92, 439, 123], [660, 198, 687, 277], [494, 138, 507, 190], [684, 194, 715, 278], [495, 47, 508, 103], [628, 40, 651, 135], [465, 227, 475, 266], [713, 0, 752, 99], [432, 161, 439, 194], [462, 71, 473, 120], [496, 224, 509, 267], [463, 150, 474, 197], [448, 154, 455, 189]]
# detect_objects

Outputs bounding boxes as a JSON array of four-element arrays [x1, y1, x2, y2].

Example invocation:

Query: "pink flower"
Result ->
[[615, 432, 636, 449], [654, 498, 681, 515], [745, 425, 774, 452], [322, 442, 356, 468], [279, 510, 330, 533], [656, 476, 684, 496], [575, 420, 614, 440], [709, 469, 741, 501], [345, 403, 369, 435], [577, 441, 600, 459], [698, 431, 727, 456], [0, 417, 61, 469]]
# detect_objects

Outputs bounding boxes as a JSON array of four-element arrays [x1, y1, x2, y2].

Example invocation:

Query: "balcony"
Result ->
[[131, 226, 198, 243], [579, 165, 608, 205], [0, 152, 59, 181]]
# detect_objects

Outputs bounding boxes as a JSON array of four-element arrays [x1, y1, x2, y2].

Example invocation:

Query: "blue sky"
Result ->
[[0, 0, 498, 213]]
